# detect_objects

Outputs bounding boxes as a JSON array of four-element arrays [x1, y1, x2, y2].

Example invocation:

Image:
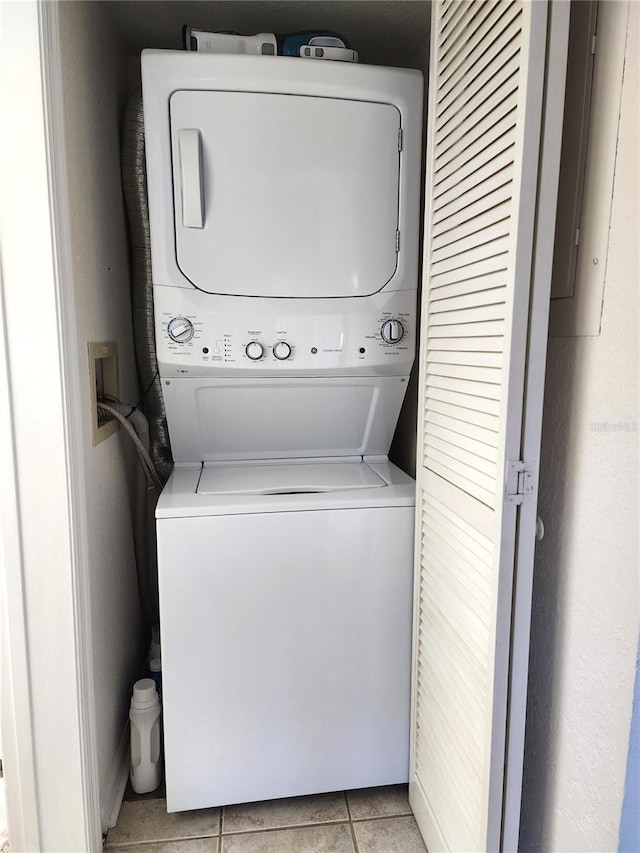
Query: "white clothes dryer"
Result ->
[[141, 51, 423, 812]]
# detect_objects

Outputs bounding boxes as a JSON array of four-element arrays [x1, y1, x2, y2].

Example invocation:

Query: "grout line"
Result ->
[[220, 819, 353, 837], [218, 805, 223, 853], [351, 813, 414, 824], [344, 790, 353, 822], [344, 791, 360, 853], [350, 821, 361, 853]]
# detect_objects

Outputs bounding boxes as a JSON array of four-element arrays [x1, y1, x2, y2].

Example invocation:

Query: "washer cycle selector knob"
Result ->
[[273, 341, 292, 361], [167, 317, 194, 343], [380, 319, 405, 344], [245, 341, 264, 361]]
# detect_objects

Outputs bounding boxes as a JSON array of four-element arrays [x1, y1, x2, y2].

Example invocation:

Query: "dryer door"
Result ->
[[169, 91, 401, 298]]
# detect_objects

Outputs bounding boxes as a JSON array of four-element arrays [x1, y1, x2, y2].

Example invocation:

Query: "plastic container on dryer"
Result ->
[[129, 678, 162, 794]]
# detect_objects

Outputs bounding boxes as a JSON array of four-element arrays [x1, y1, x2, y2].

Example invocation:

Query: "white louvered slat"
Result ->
[[438, 2, 513, 81], [418, 584, 487, 675], [430, 255, 509, 288], [427, 359, 501, 384], [427, 335, 503, 352], [432, 172, 512, 233], [422, 459, 494, 507], [425, 387, 501, 418], [415, 721, 480, 851], [434, 89, 518, 165], [425, 536, 491, 620], [428, 299, 505, 327], [439, 1, 491, 55], [437, 64, 519, 154], [416, 677, 483, 781], [433, 109, 517, 185], [425, 432, 497, 480], [426, 421, 499, 465], [431, 201, 511, 252], [439, 5, 523, 103], [430, 270, 508, 300], [426, 372, 501, 401], [417, 634, 485, 739], [439, 0, 471, 34], [424, 499, 494, 567], [429, 285, 507, 314], [434, 146, 514, 211], [426, 408, 498, 448], [417, 649, 485, 784], [426, 348, 503, 367], [425, 393, 500, 432], [430, 236, 510, 279], [411, 1, 554, 851], [437, 35, 520, 121]]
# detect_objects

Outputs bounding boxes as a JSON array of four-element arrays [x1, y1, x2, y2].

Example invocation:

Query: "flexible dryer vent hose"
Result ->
[[121, 92, 173, 484]]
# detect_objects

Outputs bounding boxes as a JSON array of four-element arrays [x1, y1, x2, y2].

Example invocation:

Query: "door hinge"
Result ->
[[591, 34, 596, 55], [395, 230, 401, 252], [505, 460, 536, 504], [575, 228, 580, 247], [398, 128, 403, 152]]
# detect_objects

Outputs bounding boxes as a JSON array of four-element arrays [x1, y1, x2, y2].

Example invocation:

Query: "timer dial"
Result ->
[[273, 341, 292, 361], [167, 317, 195, 343], [380, 318, 405, 344], [245, 341, 264, 361]]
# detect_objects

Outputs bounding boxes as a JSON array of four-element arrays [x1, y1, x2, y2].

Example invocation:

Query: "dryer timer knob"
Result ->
[[245, 341, 264, 361], [168, 317, 195, 343], [381, 319, 405, 344], [273, 341, 292, 361]]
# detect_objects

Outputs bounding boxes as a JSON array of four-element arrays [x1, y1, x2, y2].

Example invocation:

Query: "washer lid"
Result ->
[[170, 90, 401, 298], [197, 460, 386, 496]]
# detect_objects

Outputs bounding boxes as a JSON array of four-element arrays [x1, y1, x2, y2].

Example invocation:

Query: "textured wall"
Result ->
[[521, 3, 639, 850], [57, 1, 146, 826]]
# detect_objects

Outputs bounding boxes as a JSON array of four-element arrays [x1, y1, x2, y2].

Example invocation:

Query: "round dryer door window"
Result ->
[[169, 90, 401, 299]]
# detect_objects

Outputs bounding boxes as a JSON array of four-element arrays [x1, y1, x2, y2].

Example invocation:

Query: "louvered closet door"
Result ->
[[410, 2, 557, 851]]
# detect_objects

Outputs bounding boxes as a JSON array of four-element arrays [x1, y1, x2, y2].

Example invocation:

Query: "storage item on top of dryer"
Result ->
[[280, 31, 358, 62], [183, 28, 356, 61], [183, 27, 278, 56]]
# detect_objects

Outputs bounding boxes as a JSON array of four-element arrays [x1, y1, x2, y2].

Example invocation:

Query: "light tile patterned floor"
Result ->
[[105, 785, 427, 852]]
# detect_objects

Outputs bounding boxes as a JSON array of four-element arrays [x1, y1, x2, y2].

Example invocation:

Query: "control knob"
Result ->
[[380, 318, 405, 344], [273, 341, 292, 361], [245, 341, 264, 361], [167, 317, 195, 343]]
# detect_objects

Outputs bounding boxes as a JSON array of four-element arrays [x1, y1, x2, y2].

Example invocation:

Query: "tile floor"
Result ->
[[105, 785, 427, 852]]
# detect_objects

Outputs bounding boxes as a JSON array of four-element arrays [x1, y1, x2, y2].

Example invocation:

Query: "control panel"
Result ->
[[154, 287, 416, 378]]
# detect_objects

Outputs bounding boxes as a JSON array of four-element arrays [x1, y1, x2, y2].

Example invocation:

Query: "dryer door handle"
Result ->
[[178, 128, 204, 229]]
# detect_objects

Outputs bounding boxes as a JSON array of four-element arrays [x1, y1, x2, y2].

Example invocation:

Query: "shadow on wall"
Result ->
[[519, 337, 584, 851]]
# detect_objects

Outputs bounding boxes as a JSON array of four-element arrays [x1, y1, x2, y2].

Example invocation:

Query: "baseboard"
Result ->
[[100, 725, 129, 831]]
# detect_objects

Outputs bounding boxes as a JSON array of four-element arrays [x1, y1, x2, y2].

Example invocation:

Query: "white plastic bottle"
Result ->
[[129, 678, 162, 793]]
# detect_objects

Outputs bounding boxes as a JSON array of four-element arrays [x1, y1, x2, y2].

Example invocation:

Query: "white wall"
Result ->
[[0, 1, 101, 847], [57, 0, 146, 828], [521, 2, 639, 849]]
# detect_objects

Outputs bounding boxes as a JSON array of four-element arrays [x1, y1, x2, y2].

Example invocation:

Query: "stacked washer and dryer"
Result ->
[[141, 50, 423, 812]]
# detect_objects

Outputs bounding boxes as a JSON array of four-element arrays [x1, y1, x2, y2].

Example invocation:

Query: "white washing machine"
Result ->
[[142, 51, 423, 811]]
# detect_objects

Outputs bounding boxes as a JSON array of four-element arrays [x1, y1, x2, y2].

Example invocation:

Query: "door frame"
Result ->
[[501, 2, 571, 848], [0, 1, 101, 849]]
